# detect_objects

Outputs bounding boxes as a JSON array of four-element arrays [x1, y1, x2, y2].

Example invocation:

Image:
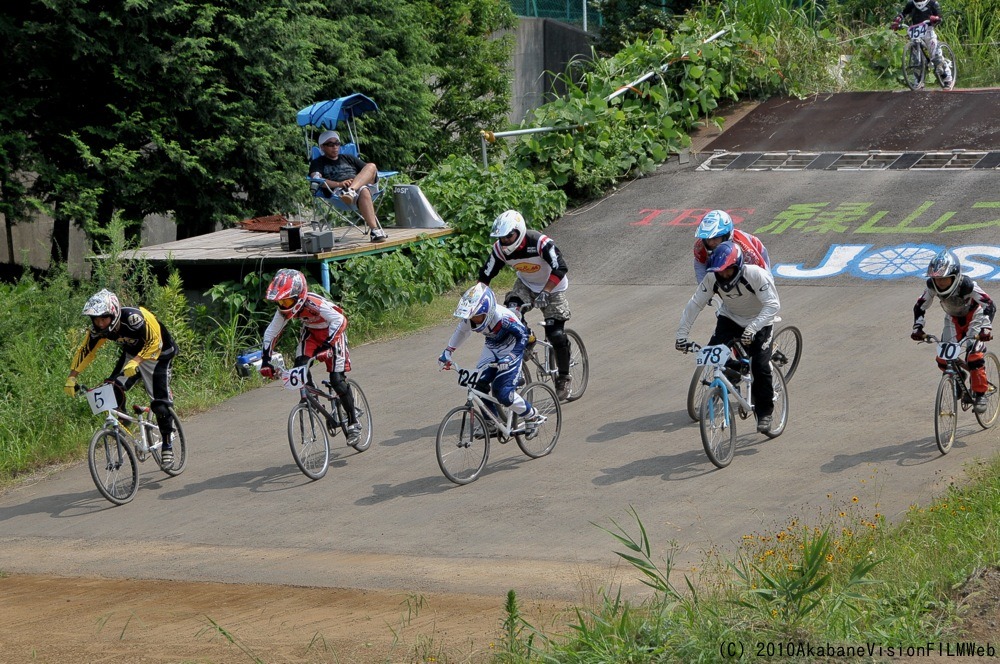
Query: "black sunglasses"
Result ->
[[322, 141, 341, 147]]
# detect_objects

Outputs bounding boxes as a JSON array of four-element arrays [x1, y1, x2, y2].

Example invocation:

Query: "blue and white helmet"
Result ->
[[695, 210, 734, 241], [454, 283, 498, 332]]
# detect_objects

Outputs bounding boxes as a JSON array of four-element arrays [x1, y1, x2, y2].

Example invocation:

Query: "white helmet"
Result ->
[[454, 283, 498, 333], [913, 0, 930, 9], [82, 288, 122, 333], [490, 210, 527, 256]]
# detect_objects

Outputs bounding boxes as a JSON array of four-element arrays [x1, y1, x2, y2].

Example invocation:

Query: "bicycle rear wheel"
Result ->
[[902, 42, 926, 90], [936, 43, 956, 88], [686, 366, 710, 421], [151, 408, 187, 476], [770, 325, 802, 383], [436, 406, 490, 484], [288, 402, 331, 480], [88, 429, 139, 505], [934, 374, 958, 454], [700, 386, 736, 468], [515, 382, 562, 458], [762, 364, 789, 439], [345, 380, 373, 451], [975, 352, 1000, 429]]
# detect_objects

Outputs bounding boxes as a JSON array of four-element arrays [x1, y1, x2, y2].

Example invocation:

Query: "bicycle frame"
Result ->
[[285, 358, 350, 434], [83, 384, 161, 460], [448, 362, 526, 439], [923, 335, 976, 404], [693, 343, 755, 428]]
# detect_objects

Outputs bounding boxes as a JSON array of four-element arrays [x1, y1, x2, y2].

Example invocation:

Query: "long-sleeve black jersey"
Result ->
[[477, 230, 568, 294], [70, 306, 177, 376], [897, 0, 943, 25]]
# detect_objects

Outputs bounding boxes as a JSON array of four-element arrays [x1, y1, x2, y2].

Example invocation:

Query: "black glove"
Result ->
[[675, 338, 690, 352], [533, 291, 550, 310]]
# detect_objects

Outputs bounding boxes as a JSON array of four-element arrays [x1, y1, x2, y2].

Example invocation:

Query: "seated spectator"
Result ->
[[309, 130, 387, 243]]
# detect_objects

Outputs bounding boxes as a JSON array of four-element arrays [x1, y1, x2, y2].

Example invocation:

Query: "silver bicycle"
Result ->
[[514, 300, 589, 403], [681, 341, 788, 468], [79, 382, 187, 505], [920, 335, 999, 453], [436, 361, 561, 484]]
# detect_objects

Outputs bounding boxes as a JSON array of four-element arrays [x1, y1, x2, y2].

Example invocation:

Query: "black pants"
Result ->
[[709, 317, 773, 418]]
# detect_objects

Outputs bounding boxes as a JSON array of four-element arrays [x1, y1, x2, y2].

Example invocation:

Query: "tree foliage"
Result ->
[[0, 0, 514, 250]]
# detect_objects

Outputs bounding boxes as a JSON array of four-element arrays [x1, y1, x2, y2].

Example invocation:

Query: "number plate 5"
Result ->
[[86, 384, 117, 414]]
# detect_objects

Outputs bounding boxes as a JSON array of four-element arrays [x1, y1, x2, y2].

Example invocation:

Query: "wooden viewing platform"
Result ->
[[113, 224, 453, 290]]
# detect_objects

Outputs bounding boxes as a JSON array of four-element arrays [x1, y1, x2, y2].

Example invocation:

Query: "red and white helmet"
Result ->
[[490, 210, 527, 256], [266, 269, 309, 317], [82, 288, 122, 333]]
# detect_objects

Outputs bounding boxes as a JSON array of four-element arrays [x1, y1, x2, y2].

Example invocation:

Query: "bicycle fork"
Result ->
[[704, 377, 754, 429]]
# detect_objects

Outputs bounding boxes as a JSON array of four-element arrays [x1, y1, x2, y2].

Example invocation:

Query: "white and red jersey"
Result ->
[[262, 292, 349, 369], [478, 229, 568, 295], [914, 276, 995, 338], [693, 229, 770, 283]]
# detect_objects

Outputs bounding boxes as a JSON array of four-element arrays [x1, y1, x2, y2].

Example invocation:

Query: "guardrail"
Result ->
[[478, 29, 727, 169]]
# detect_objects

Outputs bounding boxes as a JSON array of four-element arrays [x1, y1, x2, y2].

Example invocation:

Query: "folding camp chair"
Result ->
[[297, 94, 398, 242]]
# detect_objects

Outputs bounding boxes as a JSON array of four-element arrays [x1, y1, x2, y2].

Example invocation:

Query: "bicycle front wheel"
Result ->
[[151, 408, 187, 476], [934, 374, 958, 454], [288, 402, 331, 480], [770, 325, 802, 383], [975, 352, 1000, 429], [563, 329, 589, 402], [700, 386, 736, 468], [436, 406, 490, 485], [902, 41, 926, 90], [686, 366, 709, 421], [88, 429, 139, 505], [762, 364, 789, 439], [346, 380, 373, 452], [515, 382, 562, 458]]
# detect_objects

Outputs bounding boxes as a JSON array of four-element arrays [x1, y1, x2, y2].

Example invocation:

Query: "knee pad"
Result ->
[[150, 398, 172, 421], [495, 382, 517, 407], [545, 319, 569, 349]]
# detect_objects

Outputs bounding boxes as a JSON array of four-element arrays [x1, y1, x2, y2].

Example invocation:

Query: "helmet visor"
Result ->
[[498, 230, 520, 246], [276, 297, 297, 309]]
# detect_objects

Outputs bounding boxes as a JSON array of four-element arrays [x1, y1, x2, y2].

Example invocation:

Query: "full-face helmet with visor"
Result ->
[[927, 249, 961, 298], [82, 288, 122, 335], [266, 268, 309, 317], [454, 283, 497, 333], [707, 241, 745, 292], [695, 210, 734, 247], [490, 210, 527, 257], [913, 0, 930, 10]]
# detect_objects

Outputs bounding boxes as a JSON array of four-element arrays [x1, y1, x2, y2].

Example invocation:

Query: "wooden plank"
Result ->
[[98, 226, 453, 265]]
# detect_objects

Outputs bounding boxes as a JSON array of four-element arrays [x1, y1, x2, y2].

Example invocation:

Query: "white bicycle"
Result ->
[[436, 361, 561, 484]]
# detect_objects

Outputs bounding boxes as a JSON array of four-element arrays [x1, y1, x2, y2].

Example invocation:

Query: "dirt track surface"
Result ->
[[2, 90, 1000, 662]]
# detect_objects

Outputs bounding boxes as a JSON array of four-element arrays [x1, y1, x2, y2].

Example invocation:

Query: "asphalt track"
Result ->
[[1, 90, 998, 605]]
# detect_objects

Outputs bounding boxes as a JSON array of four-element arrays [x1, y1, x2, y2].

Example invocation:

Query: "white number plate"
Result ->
[[937, 342, 961, 361], [282, 365, 309, 391], [86, 384, 117, 414], [696, 345, 732, 367]]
